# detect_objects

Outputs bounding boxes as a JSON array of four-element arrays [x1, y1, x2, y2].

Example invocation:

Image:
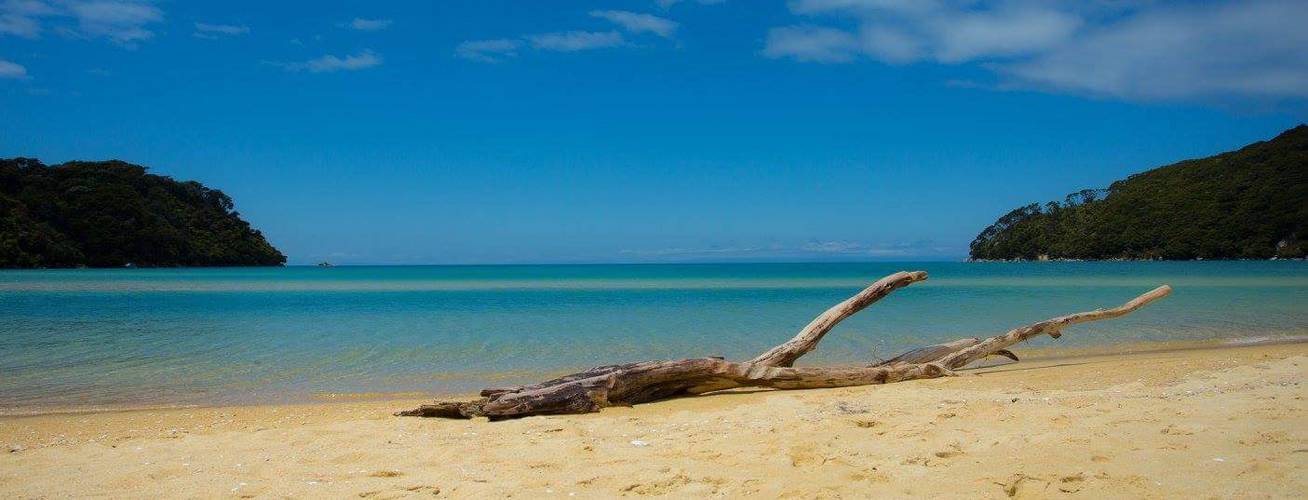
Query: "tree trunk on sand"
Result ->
[[398, 271, 1171, 420]]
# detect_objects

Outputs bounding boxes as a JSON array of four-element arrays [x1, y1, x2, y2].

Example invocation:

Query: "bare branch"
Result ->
[[750, 271, 928, 367], [398, 277, 1172, 420]]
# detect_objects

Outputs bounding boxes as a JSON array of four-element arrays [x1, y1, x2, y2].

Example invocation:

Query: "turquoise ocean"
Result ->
[[2, 262, 1306, 413]]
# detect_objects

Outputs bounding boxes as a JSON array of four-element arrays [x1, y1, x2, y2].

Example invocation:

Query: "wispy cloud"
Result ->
[[275, 50, 382, 73], [763, 25, 858, 63], [346, 18, 391, 31], [193, 21, 248, 39], [0, 0, 163, 47], [0, 14, 38, 37], [764, 0, 1308, 101], [590, 10, 678, 38], [0, 0, 53, 38], [525, 30, 625, 52], [766, 1, 1080, 65], [454, 38, 521, 63], [455, 31, 628, 62], [1004, 1, 1308, 100], [65, 0, 163, 46], [457, 9, 680, 63], [0, 58, 28, 79]]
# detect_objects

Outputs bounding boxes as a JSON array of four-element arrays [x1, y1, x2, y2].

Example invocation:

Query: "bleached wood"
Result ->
[[398, 274, 1170, 420], [748, 271, 927, 367]]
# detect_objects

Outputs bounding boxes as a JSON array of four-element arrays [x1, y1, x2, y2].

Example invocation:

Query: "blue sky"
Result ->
[[2, 0, 1306, 264]]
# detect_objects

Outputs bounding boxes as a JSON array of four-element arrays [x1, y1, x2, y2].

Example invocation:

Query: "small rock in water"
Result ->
[[630, 440, 649, 447]]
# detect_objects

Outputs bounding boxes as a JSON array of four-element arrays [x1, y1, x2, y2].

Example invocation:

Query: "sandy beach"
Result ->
[[2, 341, 1305, 498]]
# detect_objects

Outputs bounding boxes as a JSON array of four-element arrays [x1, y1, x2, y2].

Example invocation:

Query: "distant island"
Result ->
[[970, 125, 1308, 261], [1, 158, 285, 268]]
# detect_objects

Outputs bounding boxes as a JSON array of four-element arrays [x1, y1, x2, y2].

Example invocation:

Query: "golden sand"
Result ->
[[2, 342, 1305, 498]]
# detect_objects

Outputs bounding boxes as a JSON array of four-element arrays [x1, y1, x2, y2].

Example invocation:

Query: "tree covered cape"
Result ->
[[1, 158, 285, 268], [970, 125, 1308, 260]]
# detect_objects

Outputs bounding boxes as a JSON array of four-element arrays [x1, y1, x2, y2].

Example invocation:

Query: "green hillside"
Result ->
[[970, 125, 1308, 260], [0, 158, 285, 268]]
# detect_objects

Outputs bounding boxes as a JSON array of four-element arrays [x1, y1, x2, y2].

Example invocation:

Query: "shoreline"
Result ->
[[3, 340, 1306, 497], [4, 335, 1308, 418], [966, 257, 1308, 262]]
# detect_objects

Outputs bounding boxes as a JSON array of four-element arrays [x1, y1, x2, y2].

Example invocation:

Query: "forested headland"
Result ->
[[1, 158, 285, 268], [970, 125, 1308, 261]]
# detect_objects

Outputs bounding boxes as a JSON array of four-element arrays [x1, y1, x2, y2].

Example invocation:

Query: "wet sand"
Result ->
[[2, 342, 1306, 498]]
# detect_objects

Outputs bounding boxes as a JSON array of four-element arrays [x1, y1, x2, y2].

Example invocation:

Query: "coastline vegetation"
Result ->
[[970, 125, 1308, 261], [0, 158, 285, 268]]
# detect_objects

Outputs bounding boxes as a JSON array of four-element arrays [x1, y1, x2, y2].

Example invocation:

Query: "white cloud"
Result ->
[[768, 1, 1081, 64], [763, 25, 858, 63], [0, 0, 50, 37], [278, 50, 382, 73], [857, 25, 922, 64], [194, 21, 248, 39], [589, 10, 678, 38], [454, 38, 521, 63], [525, 30, 625, 52], [0, 14, 38, 37], [0, 0, 162, 46], [0, 58, 28, 78], [1004, 1, 1308, 100], [933, 7, 1080, 63], [0, 0, 55, 37], [767, 0, 1308, 101], [1, 0, 53, 16], [457, 9, 682, 64], [454, 31, 628, 63], [66, 0, 163, 45], [347, 18, 391, 31]]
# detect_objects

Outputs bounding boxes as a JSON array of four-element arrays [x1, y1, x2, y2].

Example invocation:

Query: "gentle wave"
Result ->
[[1222, 334, 1308, 346]]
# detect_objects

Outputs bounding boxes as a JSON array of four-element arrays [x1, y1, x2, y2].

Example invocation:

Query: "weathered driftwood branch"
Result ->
[[932, 284, 1172, 371], [871, 337, 1019, 367], [750, 271, 927, 367], [399, 272, 1171, 420]]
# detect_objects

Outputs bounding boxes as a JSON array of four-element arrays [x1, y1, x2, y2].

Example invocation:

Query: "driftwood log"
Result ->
[[399, 271, 1171, 420]]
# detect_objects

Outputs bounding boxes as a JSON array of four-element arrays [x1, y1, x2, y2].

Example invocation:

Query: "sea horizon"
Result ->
[[13, 254, 1307, 269]]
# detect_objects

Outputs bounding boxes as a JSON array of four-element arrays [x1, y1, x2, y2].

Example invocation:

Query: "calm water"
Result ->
[[2, 262, 1306, 412]]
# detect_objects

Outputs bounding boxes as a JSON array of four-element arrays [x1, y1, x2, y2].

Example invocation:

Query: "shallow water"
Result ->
[[2, 262, 1306, 411]]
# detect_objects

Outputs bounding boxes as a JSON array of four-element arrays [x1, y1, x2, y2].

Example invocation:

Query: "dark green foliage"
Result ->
[[970, 125, 1308, 261], [0, 158, 285, 268]]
